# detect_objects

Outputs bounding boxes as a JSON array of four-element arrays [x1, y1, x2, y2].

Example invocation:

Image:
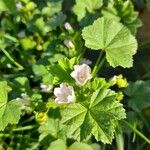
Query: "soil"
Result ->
[[137, 9, 150, 41]]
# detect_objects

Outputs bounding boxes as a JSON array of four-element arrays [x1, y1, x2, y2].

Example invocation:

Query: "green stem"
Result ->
[[122, 120, 150, 144], [115, 125, 124, 150], [96, 56, 105, 74], [1, 48, 24, 70], [22, 116, 35, 124], [0, 133, 11, 138], [92, 51, 104, 77], [12, 125, 35, 132]]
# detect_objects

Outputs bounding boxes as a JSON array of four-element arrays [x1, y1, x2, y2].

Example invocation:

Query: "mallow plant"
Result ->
[[0, 0, 150, 149]]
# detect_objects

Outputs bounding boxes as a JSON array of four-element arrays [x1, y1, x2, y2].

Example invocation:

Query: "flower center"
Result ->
[[78, 73, 86, 82]]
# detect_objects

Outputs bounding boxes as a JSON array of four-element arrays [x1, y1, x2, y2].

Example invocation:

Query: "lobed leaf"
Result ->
[[82, 17, 137, 68], [0, 81, 21, 131], [73, 0, 103, 21], [125, 80, 150, 112], [61, 89, 126, 144]]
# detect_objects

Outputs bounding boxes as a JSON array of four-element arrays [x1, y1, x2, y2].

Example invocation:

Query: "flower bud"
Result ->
[[64, 40, 74, 49], [64, 22, 73, 31], [116, 75, 128, 88], [54, 83, 75, 104], [116, 91, 124, 101], [40, 84, 53, 92], [35, 112, 48, 124], [71, 64, 92, 86]]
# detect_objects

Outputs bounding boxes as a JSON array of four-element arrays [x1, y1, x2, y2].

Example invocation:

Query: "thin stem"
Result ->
[[96, 56, 105, 74], [122, 120, 150, 144], [22, 116, 35, 124], [0, 48, 24, 70], [12, 125, 35, 132], [92, 51, 104, 77]]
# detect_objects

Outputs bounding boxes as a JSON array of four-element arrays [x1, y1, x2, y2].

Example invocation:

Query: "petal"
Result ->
[[54, 87, 61, 96]]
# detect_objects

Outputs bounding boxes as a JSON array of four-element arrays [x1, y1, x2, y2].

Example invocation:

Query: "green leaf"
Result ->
[[91, 78, 107, 90], [61, 89, 126, 144], [12, 77, 31, 94], [0, 81, 21, 131], [48, 139, 67, 150], [45, 12, 66, 32], [42, 0, 63, 17], [49, 57, 78, 83], [20, 37, 36, 51], [0, 0, 16, 12], [102, 0, 142, 34], [48, 140, 93, 150], [73, 0, 103, 21], [38, 118, 59, 142], [33, 64, 49, 77], [82, 17, 137, 68], [124, 80, 150, 112], [69, 142, 93, 150]]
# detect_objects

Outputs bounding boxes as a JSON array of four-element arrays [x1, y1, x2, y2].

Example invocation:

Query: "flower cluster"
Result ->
[[54, 64, 92, 104]]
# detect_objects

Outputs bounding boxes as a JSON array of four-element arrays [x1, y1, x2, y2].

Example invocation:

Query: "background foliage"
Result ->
[[0, 0, 150, 150]]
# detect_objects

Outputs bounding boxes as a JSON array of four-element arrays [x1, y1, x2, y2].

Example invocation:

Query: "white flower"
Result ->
[[80, 58, 92, 65], [54, 83, 75, 104], [71, 64, 92, 86], [64, 22, 73, 31], [40, 84, 53, 92], [64, 40, 74, 48]]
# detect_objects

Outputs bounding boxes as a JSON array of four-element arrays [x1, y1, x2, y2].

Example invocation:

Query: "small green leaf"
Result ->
[[125, 80, 150, 112], [49, 57, 78, 83], [91, 78, 106, 90], [61, 89, 126, 144], [0, 81, 21, 131], [82, 17, 137, 68], [69, 142, 93, 150], [73, 0, 103, 21], [48, 139, 67, 150], [20, 37, 36, 51], [42, 0, 63, 17]]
